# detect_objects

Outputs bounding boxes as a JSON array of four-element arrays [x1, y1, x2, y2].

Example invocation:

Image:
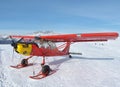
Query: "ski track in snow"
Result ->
[[0, 37, 120, 87]]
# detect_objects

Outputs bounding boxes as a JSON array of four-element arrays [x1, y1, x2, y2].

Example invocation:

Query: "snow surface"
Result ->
[[0, 37, 120, 87]]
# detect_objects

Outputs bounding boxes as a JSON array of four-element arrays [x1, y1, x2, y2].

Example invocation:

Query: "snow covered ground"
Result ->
[[0, 37, 120, 87]]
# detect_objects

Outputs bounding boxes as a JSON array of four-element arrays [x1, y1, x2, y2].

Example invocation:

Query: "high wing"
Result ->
[[10, 32, 119, 42]]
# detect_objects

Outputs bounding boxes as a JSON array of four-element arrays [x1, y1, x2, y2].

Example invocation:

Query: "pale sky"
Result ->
[[0, 0, 120, 34]]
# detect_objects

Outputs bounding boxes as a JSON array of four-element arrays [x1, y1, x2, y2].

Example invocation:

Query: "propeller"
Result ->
[[9, 36, 23, 49], [9, 36, 24, 62]]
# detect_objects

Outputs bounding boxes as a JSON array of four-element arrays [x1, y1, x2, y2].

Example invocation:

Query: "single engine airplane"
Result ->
[[9, 32, 119, 79]]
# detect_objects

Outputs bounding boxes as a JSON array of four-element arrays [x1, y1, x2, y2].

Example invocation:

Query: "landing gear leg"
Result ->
[[40, 57, 52, 75], [41, 57, 45, 66]]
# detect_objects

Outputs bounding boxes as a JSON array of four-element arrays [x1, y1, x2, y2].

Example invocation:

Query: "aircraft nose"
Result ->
[[11, 41, 17, 49]]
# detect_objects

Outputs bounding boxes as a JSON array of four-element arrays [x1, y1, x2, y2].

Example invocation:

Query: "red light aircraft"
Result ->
[[10, 32, 119, 79]]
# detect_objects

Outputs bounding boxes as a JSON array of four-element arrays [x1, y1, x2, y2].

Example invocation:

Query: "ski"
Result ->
[[10, 63, 34, 69], [29, 70, 57, 80]]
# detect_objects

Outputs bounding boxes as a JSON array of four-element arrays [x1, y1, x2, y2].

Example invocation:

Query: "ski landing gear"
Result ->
[[41, 65, 51, 76], [29, 65, 56, 79], [10, 58, 33, 69], [21, 59, 28, 67]]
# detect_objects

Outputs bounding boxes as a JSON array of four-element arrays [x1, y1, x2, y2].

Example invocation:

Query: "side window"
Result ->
[[48, 41, 56, 49]]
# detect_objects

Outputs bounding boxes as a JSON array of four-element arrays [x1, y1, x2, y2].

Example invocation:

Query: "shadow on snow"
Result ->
[[48, 55, 114, 70]]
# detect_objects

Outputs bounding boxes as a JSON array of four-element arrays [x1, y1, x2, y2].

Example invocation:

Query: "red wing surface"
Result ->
[[10, 32, 119, 42]]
